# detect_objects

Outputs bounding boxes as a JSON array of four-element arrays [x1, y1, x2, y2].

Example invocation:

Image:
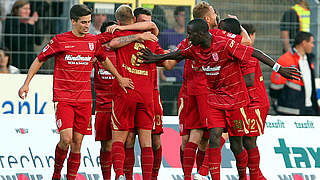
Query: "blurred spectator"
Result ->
[[159, 6, 186, 83], [270, 32, 319, 115], [89, 12, 107, 35], [152, 5, 168, 32], [4, 0, 42, 72], [0, 0, 16, 46], [280, 0, 310, 53], [0, 47, 20, 74]]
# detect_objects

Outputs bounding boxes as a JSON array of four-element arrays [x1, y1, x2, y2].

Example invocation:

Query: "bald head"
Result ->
[[115, 5, 134, 25]]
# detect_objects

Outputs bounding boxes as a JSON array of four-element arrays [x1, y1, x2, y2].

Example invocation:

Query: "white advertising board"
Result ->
[[0, 115, 319, 179]]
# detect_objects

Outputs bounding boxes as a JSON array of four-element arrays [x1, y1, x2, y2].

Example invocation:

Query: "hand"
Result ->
[[118, 77, 134, 93], [227, 14, 238, 20], [138, 48, 160, 64], [278, 66, 301, 80], [107, 25, 122, 34], [18, 84, 29, 99], [27, 12, 39, 25], [137, 32, 158, 42]]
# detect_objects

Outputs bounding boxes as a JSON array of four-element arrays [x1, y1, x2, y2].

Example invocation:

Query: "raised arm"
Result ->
[[252, 48, 301, 80], [109, 32, 158, 49], [18, 58, 44, 99], [139, 48, 185, 63], [107, 22, 159, 36]]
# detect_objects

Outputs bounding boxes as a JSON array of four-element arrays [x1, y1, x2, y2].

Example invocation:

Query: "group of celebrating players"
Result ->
[[17, 1, 300, 180]]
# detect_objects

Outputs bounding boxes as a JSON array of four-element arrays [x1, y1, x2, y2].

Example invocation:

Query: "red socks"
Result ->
[[183, 142, 198, 180], [141, 147, 154, 180], [124, 147, 135, 180], [67, 152, 81, 180], [112, 142, 125, 179], [152, 146, 162, 180], [196, 149, 205, 171], [52, 144, 68, 179], [235, 149, 248, 180], [247, 147, 264, 180], [100, 150, 112, 180], [208, 148, 221, 180]]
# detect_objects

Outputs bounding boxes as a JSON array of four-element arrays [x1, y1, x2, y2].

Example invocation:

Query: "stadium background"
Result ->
[[0, 0, 320, 179]]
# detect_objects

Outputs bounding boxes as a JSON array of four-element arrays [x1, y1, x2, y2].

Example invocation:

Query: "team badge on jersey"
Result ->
[[89, 43, 94, 51], [212, 52, 219, 61]]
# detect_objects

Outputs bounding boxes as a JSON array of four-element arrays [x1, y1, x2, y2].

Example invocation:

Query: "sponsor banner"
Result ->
[[0, 74, 54, 114], [0, 115, 319, 179]]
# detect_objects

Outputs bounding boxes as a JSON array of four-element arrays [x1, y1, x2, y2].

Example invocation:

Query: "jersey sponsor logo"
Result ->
[[122, 64, 148, 76], [202, 65, 221, 76], [89, 42, 94, 51], [212, 52, 219, 61], [42, 45, 49, 52], [65, 55, 92, 61]]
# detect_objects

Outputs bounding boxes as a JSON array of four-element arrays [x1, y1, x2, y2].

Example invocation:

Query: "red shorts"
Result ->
[[152, 90, 163, 134], [178, 96, 189, 136], [95, 110, 112, 141], [111, 95, 154, 131], [178, 94, 208, 135], [55, 101, 92, 135], [207, 106, 246, 136], [244, 106, 269, 137]]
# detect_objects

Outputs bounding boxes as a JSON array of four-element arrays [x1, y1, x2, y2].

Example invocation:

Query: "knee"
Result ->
[[229, 137, 243, 154], [243, 137, 257, 150], [181, 135, 189, 151], [209, 129, 223, 148], [60, 136, 72, 147]]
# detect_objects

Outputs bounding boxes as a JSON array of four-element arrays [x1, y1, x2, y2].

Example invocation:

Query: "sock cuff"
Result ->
[[186, 142, 198, 148], [56, 144, 68, 154], [142, 147, 153, 153], [247, 146, 259, 154], [113, 141, 124, 147]]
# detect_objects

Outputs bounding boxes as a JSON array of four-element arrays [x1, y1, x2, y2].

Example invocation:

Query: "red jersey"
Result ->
[[180, 35, 254, 109], [241, 57, 269, 108], [94, 47, 116, 111], [98, 31, 165, 103], [37, 31, 106, 102], [177, 29, 243, 97]]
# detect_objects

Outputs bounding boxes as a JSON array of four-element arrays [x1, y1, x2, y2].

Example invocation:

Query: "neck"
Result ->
[[200, 33, 212, 49], [295, 45, 305, 56], [0, 66, 9, 73], [72, 29, 85, 37]]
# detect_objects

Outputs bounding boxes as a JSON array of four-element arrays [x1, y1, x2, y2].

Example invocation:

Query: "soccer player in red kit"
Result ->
[[139, 19, 300, 179], [98, 5, 165, 180], [18, 4, 133, 180]]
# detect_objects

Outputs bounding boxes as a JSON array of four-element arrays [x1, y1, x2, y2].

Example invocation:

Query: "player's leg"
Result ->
[[226, 107, 249, 180], [151, 134, 161, 180], [208, 127, 224, 180], [183, 129, 203, 180], [243, 107, 269, 180], [180, 133, 189, 171], [67, 131, 84, 180], [124, 131, 136, 180], [52, 102, 74, 180], [136, 102, 154, 180], [95, 111, 113, 180], [111, 95, 136, 179]]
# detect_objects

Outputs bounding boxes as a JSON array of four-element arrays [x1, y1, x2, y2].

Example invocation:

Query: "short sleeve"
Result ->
[[226, 38, 254, 62], [154, 42, 166, 55], [211, 29, 242, 43], [37, 36, 62, 62], [98, 32, 116, 44]]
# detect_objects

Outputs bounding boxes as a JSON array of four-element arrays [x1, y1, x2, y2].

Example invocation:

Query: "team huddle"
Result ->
[[18, 2, 301, 180]]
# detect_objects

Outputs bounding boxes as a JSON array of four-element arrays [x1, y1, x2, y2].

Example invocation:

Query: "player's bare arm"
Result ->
[[107, 21, 159, 36], [18, 58, 44, 99], [109, 32, 158, 49], [139, 48, 184, 63], [101, 58, 134, 93], [252, 48, 301, 80]]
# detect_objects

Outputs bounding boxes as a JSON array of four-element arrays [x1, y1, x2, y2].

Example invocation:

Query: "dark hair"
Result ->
[[100, 21, 117, 33], [218, 18, 241, 35], [70, 4, 92, 21], [11, 0, 29, 16], [0, 47, 11, 68], [187, 18, 209, 33], [134, 7, 152, 18], [241, 24, 256, 35], [294, 31, 313, 46], [174, 6, 185, 16]]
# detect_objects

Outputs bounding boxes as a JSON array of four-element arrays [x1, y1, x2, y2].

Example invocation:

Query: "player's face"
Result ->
[[206, 6, 218, 29], [72, 14, 92, 36], [137, 14, 151, 22], [304, 36, 314, 54], [187, 25, 201, 46]]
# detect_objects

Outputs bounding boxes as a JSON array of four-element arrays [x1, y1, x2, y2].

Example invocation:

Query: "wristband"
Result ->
[[272, 62, 281, 72]]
